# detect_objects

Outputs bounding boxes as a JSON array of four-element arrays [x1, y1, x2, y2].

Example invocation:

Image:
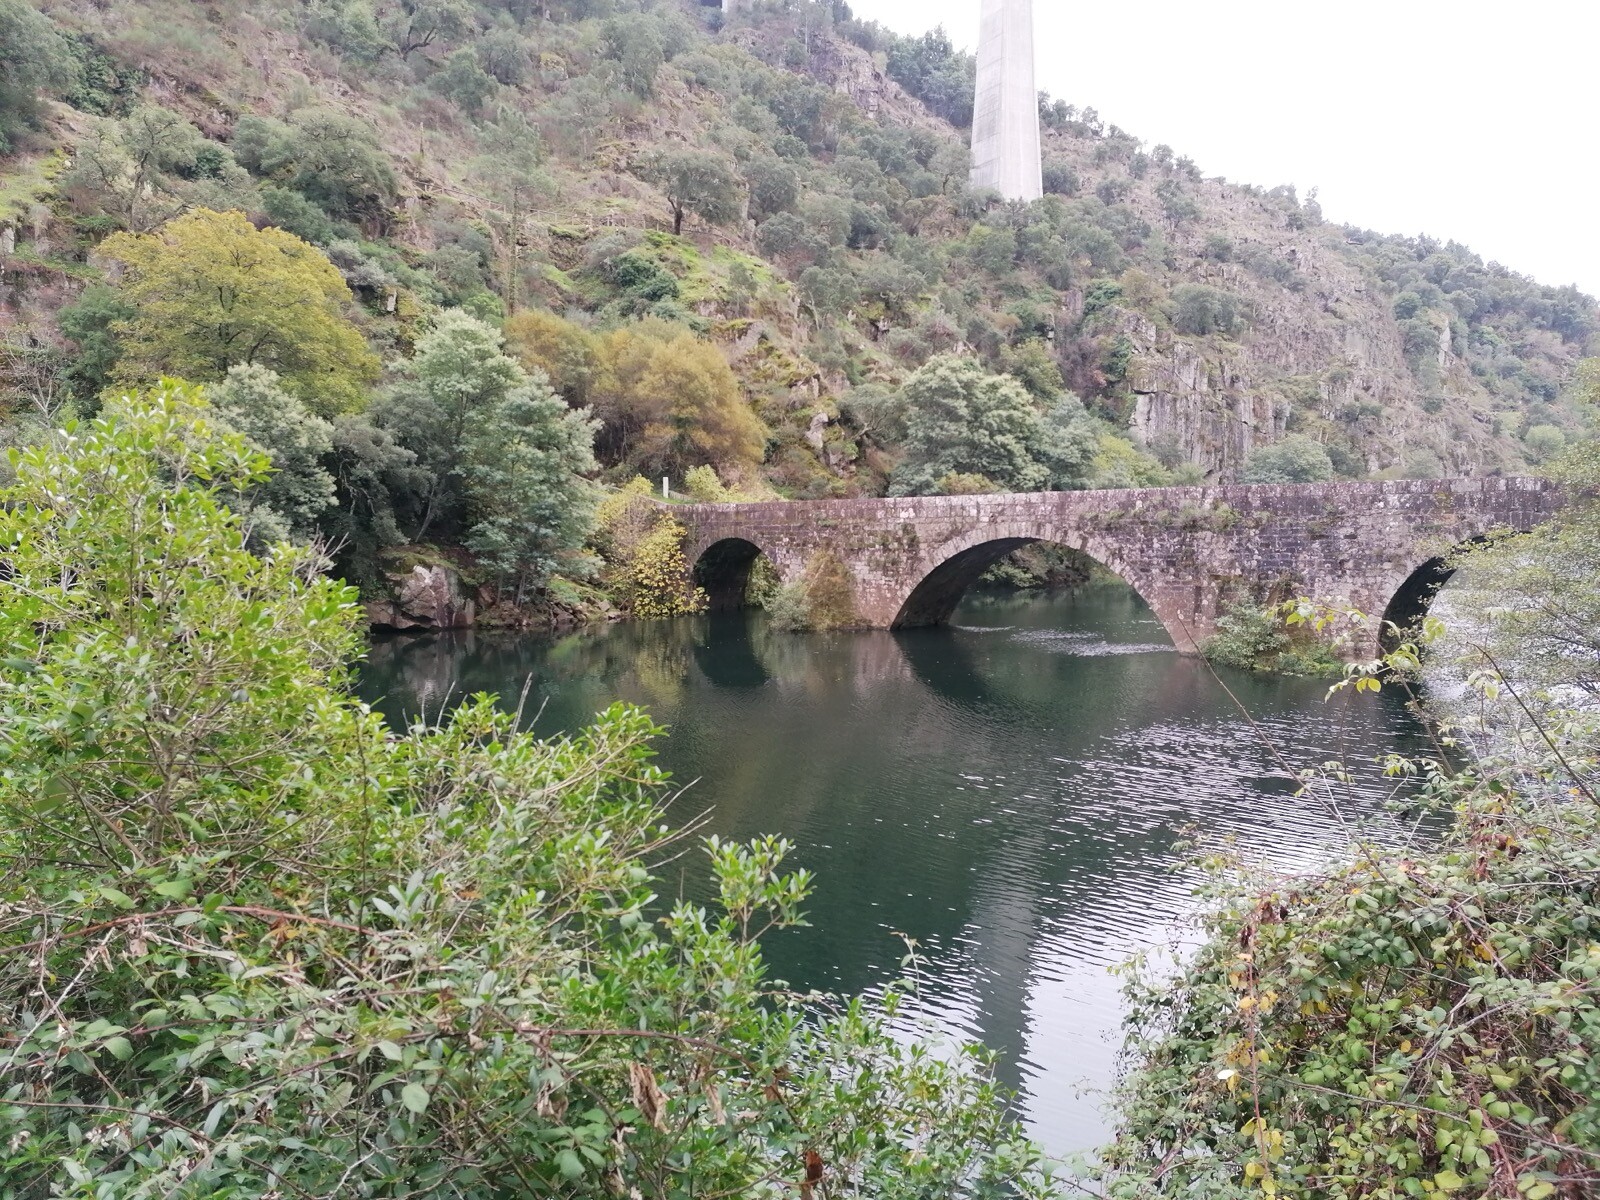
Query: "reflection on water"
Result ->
[[358, 585, 1429, 1157]]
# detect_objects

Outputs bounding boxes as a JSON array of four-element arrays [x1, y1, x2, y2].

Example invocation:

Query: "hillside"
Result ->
[[0, 0, 1594, 527]]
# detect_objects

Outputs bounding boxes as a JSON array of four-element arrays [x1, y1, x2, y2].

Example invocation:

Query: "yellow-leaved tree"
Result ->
[[592, 324, 765, 480], [99, 208, 379, 415]]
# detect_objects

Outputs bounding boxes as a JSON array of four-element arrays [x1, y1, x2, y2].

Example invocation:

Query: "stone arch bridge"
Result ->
[[676, 478, 1567, 656]]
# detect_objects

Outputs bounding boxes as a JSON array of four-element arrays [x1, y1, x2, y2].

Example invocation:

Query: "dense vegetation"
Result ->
[[1101, 378, 1600, 1196], [0, 0, 1595, 618], [0, 386, 1052, 1196]]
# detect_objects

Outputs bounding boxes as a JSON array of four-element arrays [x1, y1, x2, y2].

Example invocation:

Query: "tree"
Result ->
[[649, 148, 742, 236], [56, 283, 134, 403], [591, 325, 765, 479], [302, 0, 388, 62], [504, 308, 600, 405], [889, 355, 1089, 496], [385, 0, 472, 58], [744, 153, 800, 221], [431, 47, 497, 114], [0, 0, 78, 155], [460, 369, 598, 597], [1171, 283, 1246, 337], [99, 209, 379, 415], [207, 364, 337, 545], [1240, 435, 1335, 484], [241, 108, 397, 228], [602, 14, 664, 97], [476, 28, 531, 84], [63, 106, 214, 232], [382, 309, 598, 590], [382, 308, 527, 539]]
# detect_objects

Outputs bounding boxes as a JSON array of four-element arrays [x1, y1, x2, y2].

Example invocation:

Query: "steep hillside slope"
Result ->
[[0, 0, 1593, 500]]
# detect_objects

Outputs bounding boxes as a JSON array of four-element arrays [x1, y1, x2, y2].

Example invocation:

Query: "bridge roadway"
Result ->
[[675, 477, 1566, 655]]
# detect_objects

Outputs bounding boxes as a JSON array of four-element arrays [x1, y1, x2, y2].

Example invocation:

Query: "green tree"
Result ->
[[1171, 283, 1246, 337], [648, 147, 742, 236], [385, 0, 472, 58], [431, 47, 497, 114], [0, 0, 78, 155], [883, 26, 974, 126], [476, 28, 531, 84], [99, 208, 379, 414], [1240, 434, 1335, 484], [460, 366, 598, 597], [208, 363, 337, 545], [744, 153, 800, 221], [1523, 422, 1566, 463], [302, 0, 388, 62], [383, 310, 598, 590], [63, 105, 215, 232], [241, 107, 397, 227], [890, 355, 1092, 496], [55, 283, 134, 403], [602, 13, 664, 96]]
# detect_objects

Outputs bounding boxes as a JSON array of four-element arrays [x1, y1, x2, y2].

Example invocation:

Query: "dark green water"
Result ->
[[358, 585, 1428, 1160]]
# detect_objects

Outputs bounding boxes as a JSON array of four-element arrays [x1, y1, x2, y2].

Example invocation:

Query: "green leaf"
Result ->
[[103, 1036, 133, 1062], [376, 1040, 404, 1062], [556, 1149, 584, 1179], [400, 1082, 430, 1114], [152, 878, 193, 900], [97, 887, 136, 910], [1434, 1170, 1465, 1193]]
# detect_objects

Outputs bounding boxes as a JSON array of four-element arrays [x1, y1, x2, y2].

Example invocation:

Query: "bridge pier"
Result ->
[[677, 479, 1566, 656]]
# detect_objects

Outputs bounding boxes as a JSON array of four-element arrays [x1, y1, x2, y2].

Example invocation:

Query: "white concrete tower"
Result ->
[[969, 0, 1042, 203]]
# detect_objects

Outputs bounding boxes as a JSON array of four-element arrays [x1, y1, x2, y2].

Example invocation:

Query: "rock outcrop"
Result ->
[[366, 563, 476, 633]]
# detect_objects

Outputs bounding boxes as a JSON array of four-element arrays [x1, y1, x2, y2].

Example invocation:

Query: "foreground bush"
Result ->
[[1102, 628, 1600, 1198], [0, 386, 1051, 1197]]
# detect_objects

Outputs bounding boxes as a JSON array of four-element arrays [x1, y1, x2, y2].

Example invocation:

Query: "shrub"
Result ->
[[628, 514, 706, 619], [1241, 435, 1335, 484], [684, 464, 731, 502], [1104, 618, 1600, 1195], [1171, 284, 1246, 337], [768, 550, 857, 631], [1201, 600, 1340, 675], [431, 48, 497, 115]]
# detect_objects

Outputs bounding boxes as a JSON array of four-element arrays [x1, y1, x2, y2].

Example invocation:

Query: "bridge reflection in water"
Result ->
[[359, 583, 1431, 1158]]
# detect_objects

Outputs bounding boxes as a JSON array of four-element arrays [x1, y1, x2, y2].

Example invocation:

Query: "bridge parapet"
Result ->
[[676, 478, 1567, 654]]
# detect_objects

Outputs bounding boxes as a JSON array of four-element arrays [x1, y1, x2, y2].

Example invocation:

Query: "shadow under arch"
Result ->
[[692, 537, 771, 614], [691, 612, 772, 689], [1379, 533, 1510, 653], [890, 535, 1177, 649]]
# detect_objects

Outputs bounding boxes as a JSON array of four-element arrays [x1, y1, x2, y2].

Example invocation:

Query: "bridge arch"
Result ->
[[692, 537, 776, 613], [1377, 532, 1514, 653], [890, 525, 1183, 648]]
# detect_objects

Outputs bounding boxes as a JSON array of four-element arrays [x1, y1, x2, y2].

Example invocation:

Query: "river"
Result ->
[[358, 583, 1430, 1162]]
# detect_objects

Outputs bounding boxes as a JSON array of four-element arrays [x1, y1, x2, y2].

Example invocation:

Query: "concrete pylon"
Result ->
[[970, 0, 1042, 203]]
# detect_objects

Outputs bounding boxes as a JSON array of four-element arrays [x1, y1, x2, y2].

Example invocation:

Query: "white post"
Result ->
[[663, 476, 670, 501]]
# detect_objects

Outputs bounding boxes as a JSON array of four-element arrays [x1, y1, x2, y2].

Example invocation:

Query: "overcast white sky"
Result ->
[[845, 0, 1600, 297]]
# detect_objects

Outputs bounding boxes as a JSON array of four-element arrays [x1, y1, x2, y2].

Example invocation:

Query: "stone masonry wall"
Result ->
[[677, 478, 1567, 655]]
